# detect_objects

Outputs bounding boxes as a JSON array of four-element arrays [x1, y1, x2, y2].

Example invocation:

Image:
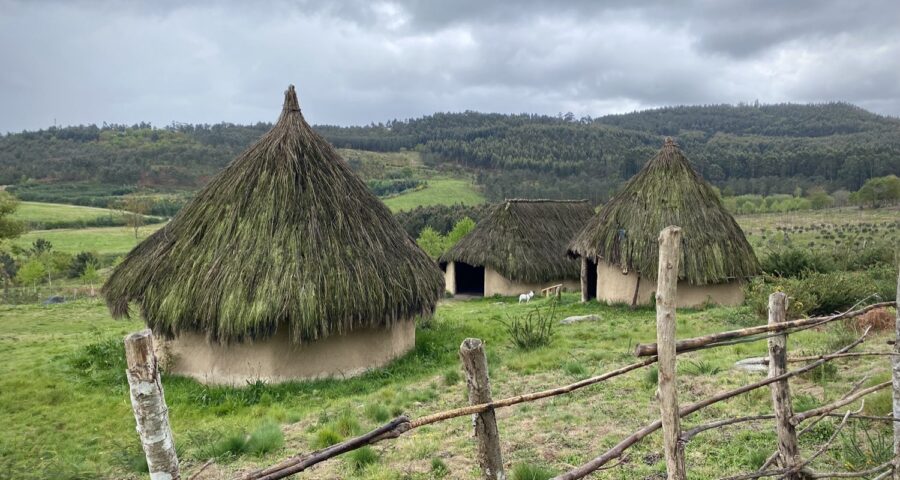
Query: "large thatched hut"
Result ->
[[440, 199, 595, 297], [103, 86, 443, 385], [568, 138, 758, 307]]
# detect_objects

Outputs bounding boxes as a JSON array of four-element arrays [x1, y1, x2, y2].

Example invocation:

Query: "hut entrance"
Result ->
[[455, 262, 485, 295], [584, 259, 597, 301]]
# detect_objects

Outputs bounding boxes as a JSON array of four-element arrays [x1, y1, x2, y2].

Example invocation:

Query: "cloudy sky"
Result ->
[[1, 0, 899, 133]]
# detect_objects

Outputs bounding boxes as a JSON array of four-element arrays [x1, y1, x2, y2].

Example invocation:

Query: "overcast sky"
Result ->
[[1, 0, 899, 133]]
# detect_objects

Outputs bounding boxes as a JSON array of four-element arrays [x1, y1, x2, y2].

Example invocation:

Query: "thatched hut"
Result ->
[[440, 199, 595, 297], [568, 138, 758, 307], [103, 86, 443, 385]]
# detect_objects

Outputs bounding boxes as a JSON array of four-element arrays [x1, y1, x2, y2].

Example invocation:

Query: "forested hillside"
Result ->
[[2, 103, 898, 204]]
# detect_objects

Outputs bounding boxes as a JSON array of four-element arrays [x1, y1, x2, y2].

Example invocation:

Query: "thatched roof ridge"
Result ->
[[103, 85, 443, 344], [440, 199, 595, 283], [568, 137, 759, 285]]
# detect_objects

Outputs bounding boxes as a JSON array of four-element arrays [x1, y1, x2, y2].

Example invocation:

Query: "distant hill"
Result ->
[[2, 102, 898, 204]]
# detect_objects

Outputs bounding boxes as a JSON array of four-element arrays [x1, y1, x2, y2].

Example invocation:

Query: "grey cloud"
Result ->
[[0, 0, 898, 133]]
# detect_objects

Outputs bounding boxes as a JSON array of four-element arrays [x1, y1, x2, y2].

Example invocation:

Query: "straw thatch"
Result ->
[[103, 86, 443, 344], [569, 138, 758, 285], [440, 199, 595, 283]]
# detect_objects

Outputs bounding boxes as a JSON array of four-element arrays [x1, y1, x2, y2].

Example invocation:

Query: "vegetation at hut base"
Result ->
[[1, 291, 896, 479]]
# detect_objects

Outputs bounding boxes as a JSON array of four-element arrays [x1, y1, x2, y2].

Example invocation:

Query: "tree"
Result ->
[[15, 259, 46, 291], [805, 187, 834, 210], [416, 227, 448, 259], [831, 189, 851, 207], [0, 191, 24, 241], [31, 238, 52, 255], [854, 175, 900, 208], [69, 251, 99, 278], [80, 262, 100, 296], [120, 197, 152, 239], [447, 217, 476, 245]]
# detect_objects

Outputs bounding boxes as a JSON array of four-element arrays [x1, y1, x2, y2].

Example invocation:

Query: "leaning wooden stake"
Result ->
[[656, 226, 687, 480], [767, 293, 801, 479], [125, 329, 180, 480], [580, 257, 590, 303], [892, 266, 900, 480], [460, 338, 505, 480]]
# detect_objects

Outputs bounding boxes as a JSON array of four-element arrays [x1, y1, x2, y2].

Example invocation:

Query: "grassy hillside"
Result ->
[[0, 295, 892, 479], [10, 201, 164, 230], [12, 224, 163, 256], [383, 177, 485, 212]]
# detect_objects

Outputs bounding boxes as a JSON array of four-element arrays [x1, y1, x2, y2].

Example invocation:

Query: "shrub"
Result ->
[[838, 422, 892, 471], [245, 422, 284, 456], [364, 403, 391, 423], [311, 427, 343, 449], [849, 308, 895, 333], [510, 463, 556, 480], [346, 446, 379, 472], [501, 302, 556, 350], [760, 246, 832, 277], [682, 360, 722, 376], [430, 458, 450, 477]]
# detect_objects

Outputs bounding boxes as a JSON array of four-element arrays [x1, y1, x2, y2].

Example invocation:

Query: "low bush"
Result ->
[[501, 302, 556, 350], [346, 446, 379, 472], [510, 463, 556, 480]]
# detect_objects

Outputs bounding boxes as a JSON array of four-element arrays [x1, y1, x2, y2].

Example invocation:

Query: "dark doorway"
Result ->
[[584, 258, 598, 301], [455, 262, 485, 295]]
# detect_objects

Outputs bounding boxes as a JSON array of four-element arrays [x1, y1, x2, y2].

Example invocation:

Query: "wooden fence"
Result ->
[[125, 226, 900, 480]]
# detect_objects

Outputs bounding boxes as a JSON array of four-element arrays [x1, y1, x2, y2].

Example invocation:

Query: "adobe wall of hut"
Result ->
[[595, 261, 744, 307], [484, 267, 580, 297], [160, 320, 416, 386], [444, 261, 456, 294]]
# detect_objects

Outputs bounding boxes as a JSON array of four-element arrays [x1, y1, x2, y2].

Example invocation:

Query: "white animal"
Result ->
[[518, 291, 534, 303]]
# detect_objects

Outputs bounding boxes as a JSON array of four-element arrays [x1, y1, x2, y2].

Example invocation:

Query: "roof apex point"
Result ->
[[664, 136, 677, 147], [283, 85, 300, 111]]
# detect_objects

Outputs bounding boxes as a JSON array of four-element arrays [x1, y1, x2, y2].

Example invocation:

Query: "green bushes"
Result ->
[[746, 265, 895, 318]]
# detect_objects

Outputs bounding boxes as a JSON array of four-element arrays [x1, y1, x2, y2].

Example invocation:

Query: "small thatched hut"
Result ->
[[103, 86, 443, 385], [568, 138, 758, 307], [440, 199, 595, 297]]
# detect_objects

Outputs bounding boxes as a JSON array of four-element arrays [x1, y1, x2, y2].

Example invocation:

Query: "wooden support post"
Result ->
[[460, 338, 505, 480], [768, 292, 801, 479], [125, 329, 180, 480], [656, 226, 687, 480], [892, 266, 900, 480]]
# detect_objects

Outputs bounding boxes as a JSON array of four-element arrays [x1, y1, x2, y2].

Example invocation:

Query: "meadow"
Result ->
[[384, 177, 486, 212], [0, 294, 895, 479], [11, 224, 163, 256]]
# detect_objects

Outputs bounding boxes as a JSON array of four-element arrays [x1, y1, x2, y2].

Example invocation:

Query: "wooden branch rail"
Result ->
[[239, 355, 658, 480], [552, 329, 871, 480], [790, 380, 890, 425], [634, 301, 894, 357], [740, 352, 899, 365]]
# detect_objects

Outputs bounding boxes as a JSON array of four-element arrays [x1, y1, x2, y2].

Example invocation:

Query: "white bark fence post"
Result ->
[[892, 266, 900, 480], [767, 293, 801, 479], [656, 226, 687, 480], [125, 329, 180, 480], [459, 338, 505, 480]]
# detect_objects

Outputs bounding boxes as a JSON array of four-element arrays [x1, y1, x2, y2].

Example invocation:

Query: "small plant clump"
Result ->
[[501, 301, 557, 350], [510, 463, 557, 480]]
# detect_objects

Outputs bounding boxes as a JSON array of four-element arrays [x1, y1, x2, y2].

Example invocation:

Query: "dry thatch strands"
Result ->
[[103, 85, 444, 344], [440, 199, 594, 284], [568, 137, 759, 285]]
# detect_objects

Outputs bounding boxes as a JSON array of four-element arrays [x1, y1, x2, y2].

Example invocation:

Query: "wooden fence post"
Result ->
[[460, 338, 505, 480], [125, 329, 180, 480], [656, 226, 687, 480], [768, 292, 801, 479], [892, 266, 900, 480], [580, 257, 589, 303]]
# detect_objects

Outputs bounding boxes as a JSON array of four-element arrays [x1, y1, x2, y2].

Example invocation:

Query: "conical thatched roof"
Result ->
[[569, 138, 758, 285], [103, 86, 443, 344], [440, 199, 595, 283]]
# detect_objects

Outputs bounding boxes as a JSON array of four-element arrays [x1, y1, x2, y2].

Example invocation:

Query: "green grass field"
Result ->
[[383, 177, 486, 212], [12, 202, 125, 224], [11, 224, 163, 256], [0, 295, 892, 479]]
